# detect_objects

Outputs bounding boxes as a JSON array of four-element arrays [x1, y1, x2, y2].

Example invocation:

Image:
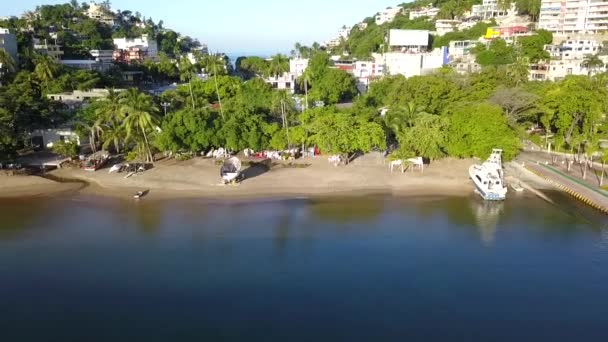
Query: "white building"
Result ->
[[90, 49, 114, 63], [375, 7, 403, 25], [448, 40, 478, 60], [409, 5, 440, 20], [265, 73, 297, 93], [357, 22, 368, 30], [389, 29, 430, 52], [539, 0, 608, 34], [543, 39, 601, 60], [373, 47, 448, 78], [471, 0, 515, 20], [435, 20, 462, 36], [529, 59, 607, 81], [290, 58, 308, 77], [60, 60, 112, 72], [28, 127, 84, 149], [338, 26, 351, 39], [352, 60, 384, 92], [85, 1, 115, 26], [47, 89, 125, 106], [113, 34, 159, 60]]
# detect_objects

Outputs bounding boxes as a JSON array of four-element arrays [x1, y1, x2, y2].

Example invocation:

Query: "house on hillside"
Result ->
[[375, 7, 403, 25]]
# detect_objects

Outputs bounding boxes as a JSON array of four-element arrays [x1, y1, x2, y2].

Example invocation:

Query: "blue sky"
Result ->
[[4, 0, 402, 54]]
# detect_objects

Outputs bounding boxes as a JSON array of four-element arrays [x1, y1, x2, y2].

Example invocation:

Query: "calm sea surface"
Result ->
[[0, 192, 607, 341]]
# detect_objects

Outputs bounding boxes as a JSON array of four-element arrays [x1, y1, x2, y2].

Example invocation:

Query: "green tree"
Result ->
[[308, 111, 386, 162], [474, 39, 515, 66], [0, 49, 16, 86], [446, 102, 521, 160], [582, 54, 604, 76], [52, 140, 79, 158], [310, 68, 358, 104], [33, 54, 58, 92], [397, 113, 450, 160], [266, 54, 289, 78]]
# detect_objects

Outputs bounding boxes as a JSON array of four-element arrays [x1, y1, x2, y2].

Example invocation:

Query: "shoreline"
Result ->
[[1, 156, 556, 202]]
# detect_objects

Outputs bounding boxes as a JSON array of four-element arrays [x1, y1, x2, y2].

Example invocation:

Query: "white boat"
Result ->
[[220, 157, 243, 184], [469, 149, 508, 201]]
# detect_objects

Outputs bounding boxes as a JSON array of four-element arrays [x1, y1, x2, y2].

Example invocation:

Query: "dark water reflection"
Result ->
[[0, 193, 606, 341]]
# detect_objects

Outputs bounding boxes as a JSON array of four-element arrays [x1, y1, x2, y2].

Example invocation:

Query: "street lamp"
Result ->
[[161, 102, 171, 116]]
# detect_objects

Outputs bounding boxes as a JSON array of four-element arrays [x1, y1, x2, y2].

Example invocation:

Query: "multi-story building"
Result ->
[[0, 28, 18, 64], [435, 20, 462, 36], [375, 7, 403, 25], [471, 0, 515, 19], [409, 5, 440, 20], [539, 0, 608, 34], [112, 48, 145, 64], [290, 58, 308, 77], [85, 1, 115, 26], [60, 59, 112, 72], [373, 47, 448, 78], [448, 40, 478, 60], [47, 88, 125, 108], [544, 39, 602, 59], [33, 39, 64, 62], [389, 29, 430, 52], [529, 55, 608, 80], [338, 26, 351, 39], [113, 34, 158, 61], [90, 49, 114, 63]]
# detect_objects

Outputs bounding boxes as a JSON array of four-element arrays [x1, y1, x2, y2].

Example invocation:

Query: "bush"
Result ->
[[51, 140, 79, 158]]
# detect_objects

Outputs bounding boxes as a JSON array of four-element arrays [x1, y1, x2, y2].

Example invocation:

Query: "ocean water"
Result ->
[[0, 193, 606, 341]]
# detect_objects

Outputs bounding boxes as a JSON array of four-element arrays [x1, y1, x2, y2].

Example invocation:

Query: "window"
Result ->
[[285, 82, 291, 88]]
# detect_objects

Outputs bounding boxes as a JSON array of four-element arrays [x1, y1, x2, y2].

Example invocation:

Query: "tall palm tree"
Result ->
[[266, 54, 289, 78], [385, 102, 428, 136], [33, 54, 58, 92], [582, 54, 605, 76], [101, 124, 124, 154], [119, 89, 161, 163], [179, 56, 197, 110], [298, 70, 313, 111], [0, 49, 16, 86]]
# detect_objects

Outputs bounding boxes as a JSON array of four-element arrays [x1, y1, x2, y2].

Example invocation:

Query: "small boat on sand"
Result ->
[[220, 157, 243, 184], [133, 190, 148, 199]]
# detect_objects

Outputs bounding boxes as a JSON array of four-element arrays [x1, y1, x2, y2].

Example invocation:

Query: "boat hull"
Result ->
[[469, 165, 507, 201]]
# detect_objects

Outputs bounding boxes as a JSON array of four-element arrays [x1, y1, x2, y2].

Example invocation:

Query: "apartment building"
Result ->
[[0, 28, 18, 63], [471, 0, 515, 19], [539, 0, 608, 34], [373, 47, 448, 78], [375, 7, 403, 25], [33, 39, 64, 62], [113, 34, 159, 61], [85, 1, 115, 26], [409, 5, 440, 20]]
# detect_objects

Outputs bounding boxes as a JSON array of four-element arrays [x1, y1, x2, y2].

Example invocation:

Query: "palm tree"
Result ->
[[33, 54, 58, 92], [101, 124, 124, 153], [582, 54, 604, 76], [200, 53, 226, 76], [95, 89, 124, 152], [298, 70, 313, 111], [266, 54, 289, 78], [119, 89, 161, 163], [179, 56, 197, 110], [0, 49, 16, 86], [385, 102, 428, 136]]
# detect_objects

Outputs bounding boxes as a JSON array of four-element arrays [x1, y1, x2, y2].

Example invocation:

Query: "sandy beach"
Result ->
[[0, 154, 553, 201]]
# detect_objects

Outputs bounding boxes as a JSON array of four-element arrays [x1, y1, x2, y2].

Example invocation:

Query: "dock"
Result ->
[[525, 162, 608, 214]]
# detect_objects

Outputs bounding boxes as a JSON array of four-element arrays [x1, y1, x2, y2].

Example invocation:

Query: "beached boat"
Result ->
[[133, 190, 148, 199], [469, 149, 508, 201], [220, 157, 243, 184], [84, 152, 110, 172]]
